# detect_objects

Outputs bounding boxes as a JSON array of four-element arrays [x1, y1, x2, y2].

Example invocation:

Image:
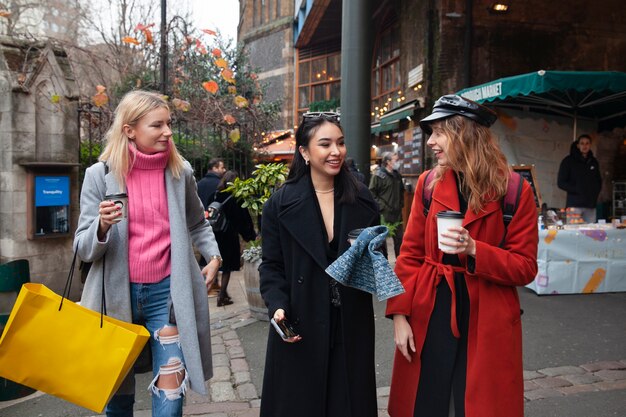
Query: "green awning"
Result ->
[[379, 120, 398, 132], [379, 100, 418, 127], [456, 70, 626, 132], [371, 120, 399, 134]]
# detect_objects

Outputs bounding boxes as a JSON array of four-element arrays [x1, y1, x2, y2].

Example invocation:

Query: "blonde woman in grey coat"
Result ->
[[75, 91, 221, 417]]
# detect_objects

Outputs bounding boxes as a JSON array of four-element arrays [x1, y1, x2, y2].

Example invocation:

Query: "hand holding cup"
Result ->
[[436, 211, 475, 256]]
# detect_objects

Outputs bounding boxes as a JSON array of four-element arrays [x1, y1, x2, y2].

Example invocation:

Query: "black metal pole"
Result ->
[[160, 0, 168, 95], [340, 0, 373, 184]]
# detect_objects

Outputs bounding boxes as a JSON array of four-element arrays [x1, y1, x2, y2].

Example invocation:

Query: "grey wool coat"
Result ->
[[74, 161, 220, 395]]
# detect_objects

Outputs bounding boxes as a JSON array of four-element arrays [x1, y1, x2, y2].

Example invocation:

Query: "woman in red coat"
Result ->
[[386, 95, 538, 417]]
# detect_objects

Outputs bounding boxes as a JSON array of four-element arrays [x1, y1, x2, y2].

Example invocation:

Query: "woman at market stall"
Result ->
[[386, 95, 538, 417]]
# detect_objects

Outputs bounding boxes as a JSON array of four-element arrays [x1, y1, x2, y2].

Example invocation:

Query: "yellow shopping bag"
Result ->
[[0, 283, 150, 412]]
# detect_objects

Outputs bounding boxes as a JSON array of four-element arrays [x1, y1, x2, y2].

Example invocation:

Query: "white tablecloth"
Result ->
[[526, 227, 626, 294]]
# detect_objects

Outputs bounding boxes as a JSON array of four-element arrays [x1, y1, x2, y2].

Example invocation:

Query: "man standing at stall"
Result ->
[[557, 134, 602, 223]]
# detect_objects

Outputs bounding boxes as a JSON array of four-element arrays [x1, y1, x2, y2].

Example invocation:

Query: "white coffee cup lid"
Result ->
[[436, 210, 464, 219]]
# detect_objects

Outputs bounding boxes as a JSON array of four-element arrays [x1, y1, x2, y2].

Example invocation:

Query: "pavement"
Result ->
[[1, 240, 625, 416]]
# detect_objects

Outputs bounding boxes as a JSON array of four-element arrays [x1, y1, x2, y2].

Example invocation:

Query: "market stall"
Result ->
[[527, 226, 626, 295], [456, 70, 626, 139], [455, 71, 626, 295]]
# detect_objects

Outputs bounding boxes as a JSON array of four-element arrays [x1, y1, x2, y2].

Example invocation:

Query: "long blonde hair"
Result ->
[[99, 90, 186, 187], [429, 115, 510, 213]]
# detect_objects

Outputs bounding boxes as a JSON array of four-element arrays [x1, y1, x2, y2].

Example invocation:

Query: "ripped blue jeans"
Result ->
[[106, 276, 187, 417]]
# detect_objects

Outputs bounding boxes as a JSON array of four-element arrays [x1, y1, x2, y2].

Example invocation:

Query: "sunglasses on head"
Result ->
[[302, 111, 340, 122]]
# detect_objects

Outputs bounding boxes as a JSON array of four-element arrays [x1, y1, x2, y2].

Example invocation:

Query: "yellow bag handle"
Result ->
[[60, 248, 107, 327]]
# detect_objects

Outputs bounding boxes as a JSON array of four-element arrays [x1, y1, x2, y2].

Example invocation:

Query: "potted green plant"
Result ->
[[224, 163, 288, 320]]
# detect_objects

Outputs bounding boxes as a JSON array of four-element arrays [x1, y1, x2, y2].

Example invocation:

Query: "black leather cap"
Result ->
[[420, 95, 498, 134]]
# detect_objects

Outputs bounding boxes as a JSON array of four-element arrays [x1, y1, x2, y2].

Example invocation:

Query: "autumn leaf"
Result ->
[[134, 23, 154, 31], [122, 36, 140, 45], [185, 36, 194, 45], [92, 92, 109, 107], [51, 94, 61, 104], [202, 81, 219, 94], [172, 98, 191, 112], [201, 29, 217, 36], [227, 86, 237, 95], [229, 128, 241, 143], [224, 114, 236, 125], [234, 95, 249, 108], [142, 28, 153, 44], [250, 73, 258, 80], [96, 85, 107, 93], [0, 10, 11, 17], [214, 58, 228, 68], [221, 68, 235, 83], [212, 48, 222, 58]]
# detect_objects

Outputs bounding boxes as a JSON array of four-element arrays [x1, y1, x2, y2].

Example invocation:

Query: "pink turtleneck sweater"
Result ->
[[126, 145, 171, 283]]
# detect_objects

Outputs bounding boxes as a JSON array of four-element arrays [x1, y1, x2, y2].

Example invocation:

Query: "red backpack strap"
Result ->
[[421, 169, 436, 217], [502, 171, 523, 227], [499, 171, 523, 247]]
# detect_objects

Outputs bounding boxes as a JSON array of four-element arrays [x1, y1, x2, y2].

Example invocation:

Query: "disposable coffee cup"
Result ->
[[436, 211, 464, 251], [347, 228, 365, 246], [105, 193, 128, 220]]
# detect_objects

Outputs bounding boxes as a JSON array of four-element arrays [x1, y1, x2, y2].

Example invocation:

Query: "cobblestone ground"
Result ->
[[523, 361, 626, 401], [189, 268, 626, 417]]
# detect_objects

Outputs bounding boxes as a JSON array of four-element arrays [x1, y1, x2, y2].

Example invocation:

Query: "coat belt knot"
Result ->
[[425, 257, 465, 338]]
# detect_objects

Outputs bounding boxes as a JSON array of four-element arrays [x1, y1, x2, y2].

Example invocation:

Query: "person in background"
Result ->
[[386, 95, 538, 417], [369, 151, 405, 257], [75, 90, 221, 417], [259, 112, 379, 417], [345, 156, 367, 184], [557, 134, 602, 223], [197, 158, 226, 210], [212, 170, 257, 307], [197, 157, 226, 295]]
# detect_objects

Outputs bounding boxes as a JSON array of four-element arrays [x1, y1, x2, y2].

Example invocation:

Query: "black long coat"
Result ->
[[259, 175, 380, 417], [213, 191, 256, 271]]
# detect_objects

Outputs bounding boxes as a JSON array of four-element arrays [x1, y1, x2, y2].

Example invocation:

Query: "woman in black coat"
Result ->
[[259, 113, 380, 417], [213, 170, 257, 306]]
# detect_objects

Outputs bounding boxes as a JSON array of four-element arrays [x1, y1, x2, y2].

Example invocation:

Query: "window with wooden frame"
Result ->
[[296, 51, 341, 123], [371, 24, 401, 120]]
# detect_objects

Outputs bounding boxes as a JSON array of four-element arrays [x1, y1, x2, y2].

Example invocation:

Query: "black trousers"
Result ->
[[414, 274, 470, 417]]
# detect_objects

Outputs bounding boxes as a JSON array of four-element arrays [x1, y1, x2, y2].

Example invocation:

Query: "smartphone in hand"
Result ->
[[270, 318, 299, 340]]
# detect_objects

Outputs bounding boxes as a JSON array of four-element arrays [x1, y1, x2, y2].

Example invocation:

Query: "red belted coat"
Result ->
[[386, 169, 538, 417]]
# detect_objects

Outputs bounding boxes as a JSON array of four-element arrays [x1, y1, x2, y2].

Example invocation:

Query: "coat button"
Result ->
[[297, 276, 304, 284]]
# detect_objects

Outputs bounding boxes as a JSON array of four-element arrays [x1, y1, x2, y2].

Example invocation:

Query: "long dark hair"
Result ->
[[218, 170, 238, 191], [287, 115, 359, 204]]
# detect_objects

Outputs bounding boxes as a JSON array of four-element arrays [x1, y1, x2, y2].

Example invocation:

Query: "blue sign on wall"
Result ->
[[35, 176, 70, 207]]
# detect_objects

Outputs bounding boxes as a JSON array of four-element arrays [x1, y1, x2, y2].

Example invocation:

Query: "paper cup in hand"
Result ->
[[436, 211, 464, 252], [347, 228, 365, 246], [105, 193, 128, 220]]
